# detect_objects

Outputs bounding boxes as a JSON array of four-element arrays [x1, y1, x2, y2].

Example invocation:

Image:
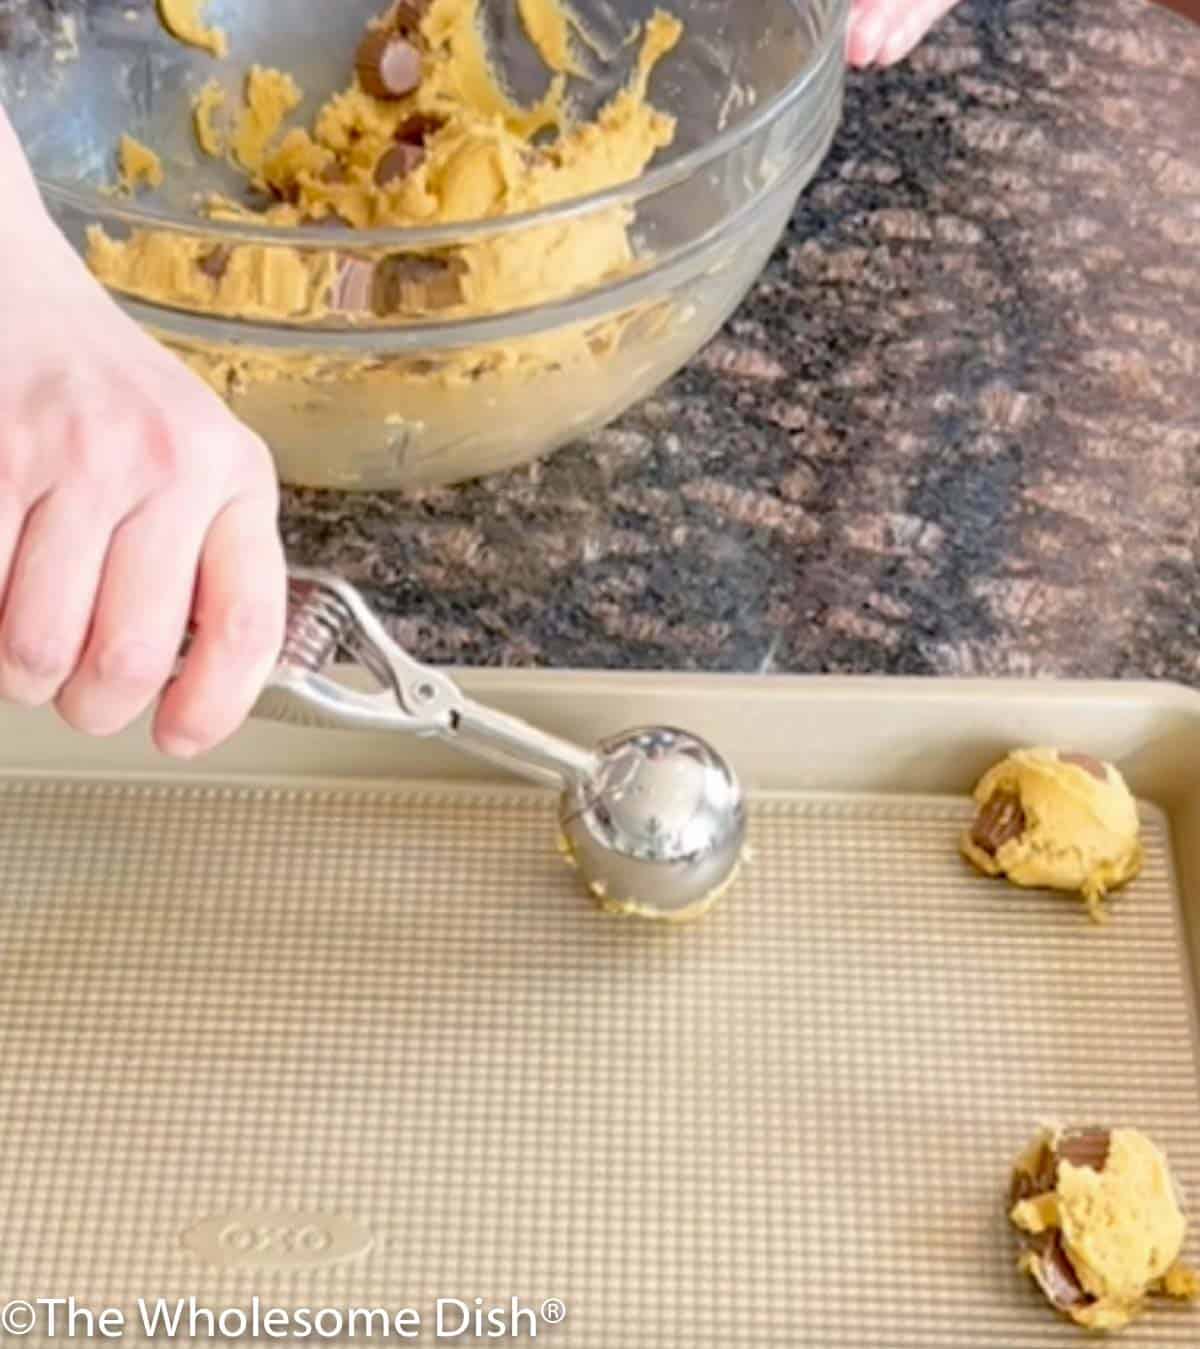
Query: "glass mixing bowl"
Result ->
[[2, 0, 848, 489]]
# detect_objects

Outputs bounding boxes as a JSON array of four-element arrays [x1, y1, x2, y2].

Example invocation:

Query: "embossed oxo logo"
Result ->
[[181, 1213, 374, 1270]]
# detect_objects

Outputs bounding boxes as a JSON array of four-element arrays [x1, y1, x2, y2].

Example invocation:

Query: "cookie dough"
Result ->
[[117, 134, 164, 192], [89, 0, 681, 336], [1009, 1126, 1196, 1331], [192, 80, 226, 158], [961, 748, 1143, 919], [517, 0, 595, 77], [558, 832, 737, 924], [590, 877, 734, 925], [231, 65, 303, 174], [157, 0, 227, 59]]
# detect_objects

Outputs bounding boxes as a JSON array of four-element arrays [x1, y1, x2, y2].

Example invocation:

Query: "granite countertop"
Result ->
[[282, 0, 1200, 682]]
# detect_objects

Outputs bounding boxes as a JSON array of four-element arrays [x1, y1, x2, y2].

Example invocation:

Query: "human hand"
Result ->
[[0, 116, 286, 757], [847, 0, 963, 68]]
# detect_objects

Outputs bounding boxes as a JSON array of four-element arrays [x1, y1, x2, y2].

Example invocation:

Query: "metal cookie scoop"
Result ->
[[249, 570, 746, 920]]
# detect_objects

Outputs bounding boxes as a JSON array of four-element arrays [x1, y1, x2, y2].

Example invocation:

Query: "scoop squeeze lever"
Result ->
[[248, 569, 746, 919]]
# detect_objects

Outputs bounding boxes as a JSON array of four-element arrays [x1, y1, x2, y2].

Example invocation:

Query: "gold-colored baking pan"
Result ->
[[0, 673, 1196, 1346]]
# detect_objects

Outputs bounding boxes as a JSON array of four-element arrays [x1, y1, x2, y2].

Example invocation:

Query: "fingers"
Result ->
[[0, 481, 27, 613], [876, 0, 961, 65], [0, 489, 119, 707], [846, 0, 961, 68], [0, 378, 283, 754], [0, 278, 287, 759], [154, 488, 286, 758], [54, 495, 208, 737], [846, 0, 893, 68]]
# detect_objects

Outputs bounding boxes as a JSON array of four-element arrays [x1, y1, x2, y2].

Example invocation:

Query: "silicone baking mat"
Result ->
[[0, 773, 1196, 1346]]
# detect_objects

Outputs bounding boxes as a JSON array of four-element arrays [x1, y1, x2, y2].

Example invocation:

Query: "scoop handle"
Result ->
[[230, 568, 600, 791], [448, 700, 599, 791]]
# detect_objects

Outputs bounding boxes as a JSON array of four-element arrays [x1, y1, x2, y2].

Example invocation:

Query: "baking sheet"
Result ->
[[0, 675, 1197, 1347]]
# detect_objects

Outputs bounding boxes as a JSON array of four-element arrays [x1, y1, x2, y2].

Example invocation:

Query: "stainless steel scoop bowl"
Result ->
[[557, 725, 745, 920], [250, 569, 746, 920]]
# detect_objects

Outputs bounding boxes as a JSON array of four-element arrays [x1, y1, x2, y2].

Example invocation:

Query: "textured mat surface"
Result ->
[[0, 778, 1196, 1346]]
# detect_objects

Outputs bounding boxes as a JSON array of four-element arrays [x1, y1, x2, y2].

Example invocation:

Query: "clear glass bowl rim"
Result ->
[[34, 0, 850, 250]]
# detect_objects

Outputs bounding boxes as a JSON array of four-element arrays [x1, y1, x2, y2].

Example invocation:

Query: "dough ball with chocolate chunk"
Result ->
[[961, 747, 1142, 919], [1009, 1126, 1197, 1331]]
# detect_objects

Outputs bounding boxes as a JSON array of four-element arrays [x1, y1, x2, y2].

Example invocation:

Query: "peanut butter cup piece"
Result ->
[[382, 0, 431, 32], [1030, 1232, 1093, 1311], [331, 257, 376, 314], [373, 254, 466, 312], [1011, 1130, 1111, 1312], [374, 141, 426, 187], [356, 29, 422, 99], [394, 113, 444, 145], [970, 789, 1026, 856], [1010, 1139, 1058, 1208], [1056, 1128, 1112, 1173], [197, 245, 231, 281]]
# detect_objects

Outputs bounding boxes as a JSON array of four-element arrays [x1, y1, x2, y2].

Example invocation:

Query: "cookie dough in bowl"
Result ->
[[4, 0, 850, 489]]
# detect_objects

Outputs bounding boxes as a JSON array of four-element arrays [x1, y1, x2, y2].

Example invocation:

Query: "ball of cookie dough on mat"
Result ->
[[961, 748, 1142, 918], [1009, 1126, 1197, 1331]]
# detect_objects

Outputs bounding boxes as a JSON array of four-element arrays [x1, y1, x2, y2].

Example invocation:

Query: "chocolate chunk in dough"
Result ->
[[1011, 1132, 1112, 1314], [197, 245, 232, 281], [331, 257, 377, 313], [331, 254, 465, 316], [1059, 751, 1108, 781], [374, 141, 426, 187], [394, 113, 444, 145], [1031, 1232, 1093, 1311], [373, 254, 466, 312], [382, 0, 431, 33], [970, 789, 1026, 856], [1056, 1128, 1112, 1173], [1009, 1140, 1058, 1208], [355, 29, 422, 99], [1011, 1128, 1111, 1207]]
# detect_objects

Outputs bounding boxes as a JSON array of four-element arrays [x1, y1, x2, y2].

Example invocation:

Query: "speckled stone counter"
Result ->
[[281, 0, 1200, 681]]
